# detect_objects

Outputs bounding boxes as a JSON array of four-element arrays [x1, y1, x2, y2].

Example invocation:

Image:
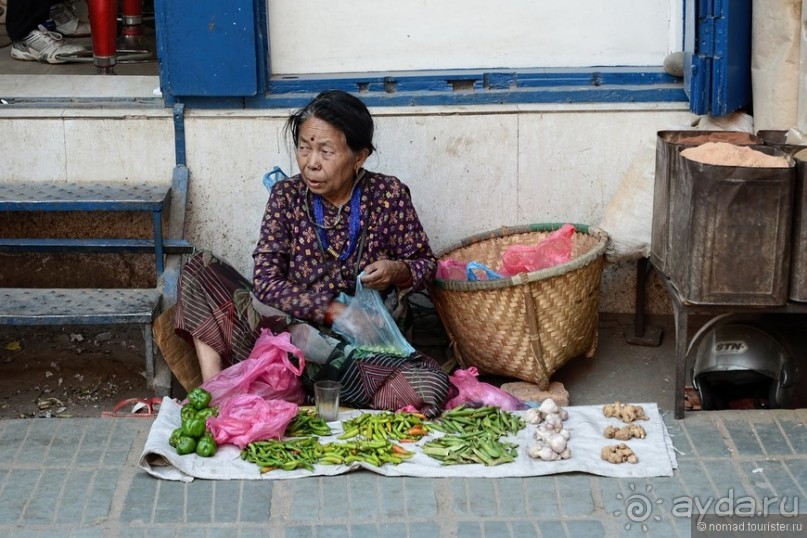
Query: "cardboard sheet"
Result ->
[[139, 397, 678, 482]]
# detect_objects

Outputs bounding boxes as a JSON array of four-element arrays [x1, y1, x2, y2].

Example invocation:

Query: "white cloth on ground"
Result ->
[[139, 397, 678, 483]]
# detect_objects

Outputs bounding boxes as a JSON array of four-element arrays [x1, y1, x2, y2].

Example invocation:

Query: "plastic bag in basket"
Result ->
[[499, 223, 576, 276], [206, 394, 298, 449], [436, 259, 468, 280], [445, 367, 527, 411], [466, 261, 503, 281]]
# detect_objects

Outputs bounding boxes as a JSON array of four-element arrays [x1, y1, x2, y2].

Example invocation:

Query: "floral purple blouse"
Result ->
[[252, 170, 437, 325]]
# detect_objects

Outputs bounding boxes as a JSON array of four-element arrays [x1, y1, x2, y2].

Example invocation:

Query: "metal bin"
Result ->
[[667, 145, 795, 305], [651, 131, 761, 276]]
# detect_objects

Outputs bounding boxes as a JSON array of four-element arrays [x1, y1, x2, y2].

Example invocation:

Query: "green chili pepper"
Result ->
[[187, 387, 213, 410], [180, 403, 198, 423], [182, 416, 206, 438], [196, 435, 218, 458], [176, 436, 197, 456]]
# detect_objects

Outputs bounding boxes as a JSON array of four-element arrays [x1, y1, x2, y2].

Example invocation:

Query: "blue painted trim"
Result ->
[[255, 0, 269, 101], [173, 103, 186, 167], [266, 67, 680, 92], [171, 67, 685, 109], [0, 238, 194, 253], [160, 260, 181, 306], [152, 210, 166, 276]]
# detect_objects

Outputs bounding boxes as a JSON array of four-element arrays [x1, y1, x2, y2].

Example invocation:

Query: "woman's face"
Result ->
[[296, 117, 369, 205]]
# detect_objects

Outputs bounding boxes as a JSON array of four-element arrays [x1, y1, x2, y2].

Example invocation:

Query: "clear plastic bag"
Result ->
[[201, 329, 306, 406], [444, 367, 527, 411], [499, 224, 576, 276], [287, 322, 342, 365], [332, 274, 416, 357], [206, 394, 299, 449]]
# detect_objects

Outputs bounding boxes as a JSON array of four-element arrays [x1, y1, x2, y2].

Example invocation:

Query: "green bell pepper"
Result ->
[[180, 403, 198, 423], [196, 406, 218, 420], [188, 387, 213, 410], [182, 416, 207, 438], [196, 435, 218, 458], [175, 436, 197, 456], [168, 427, 184, 449]]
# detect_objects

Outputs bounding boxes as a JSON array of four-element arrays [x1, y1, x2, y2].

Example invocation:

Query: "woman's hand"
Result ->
[[360, 260, 412, 290]]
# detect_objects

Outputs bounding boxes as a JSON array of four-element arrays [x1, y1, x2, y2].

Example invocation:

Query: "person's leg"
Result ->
[[175, 251, 264, 379], [194, 339, 224, 382], [5, 0, 52, 41]]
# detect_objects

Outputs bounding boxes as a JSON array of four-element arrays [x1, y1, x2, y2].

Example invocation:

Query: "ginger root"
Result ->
[[604, 424, 646, 441], [602, 401, 648, 423], [601, 443, 638, 464]]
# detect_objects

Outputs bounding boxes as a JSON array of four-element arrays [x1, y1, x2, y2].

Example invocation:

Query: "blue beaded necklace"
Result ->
[[312, 180, 363, 261]]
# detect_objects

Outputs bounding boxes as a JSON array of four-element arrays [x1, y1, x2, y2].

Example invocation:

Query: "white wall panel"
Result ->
[[63, 117, 174, 184], [268, 0, 677, 74], [0, 118, 67, 181]]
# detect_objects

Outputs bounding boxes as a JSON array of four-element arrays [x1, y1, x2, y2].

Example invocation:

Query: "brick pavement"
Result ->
[[1, 409, 806, 537]]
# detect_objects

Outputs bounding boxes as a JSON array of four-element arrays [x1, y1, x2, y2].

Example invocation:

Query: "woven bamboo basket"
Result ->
[[430, 223, 607, 389]]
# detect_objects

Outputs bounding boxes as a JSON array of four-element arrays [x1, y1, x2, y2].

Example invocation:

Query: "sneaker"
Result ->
[[10, 25, 86, 64], [49, 2, 91, 37]]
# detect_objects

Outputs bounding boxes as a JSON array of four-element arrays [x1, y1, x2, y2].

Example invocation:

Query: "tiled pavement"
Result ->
[[1, 314, 806, 537], [1, 409, 806, 537]]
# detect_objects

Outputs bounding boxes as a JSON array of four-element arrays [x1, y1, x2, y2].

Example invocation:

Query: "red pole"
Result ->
[[120, 0, 144, 39], [87, 0, 117, 73]]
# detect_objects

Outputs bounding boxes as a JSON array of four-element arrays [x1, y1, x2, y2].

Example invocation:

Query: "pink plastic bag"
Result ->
[[499, 223, 576, 276], [201, 329, 306, 406], [206, 394, 298, 448], [436, 259, 468, 280], [444, 367, 527, 411]]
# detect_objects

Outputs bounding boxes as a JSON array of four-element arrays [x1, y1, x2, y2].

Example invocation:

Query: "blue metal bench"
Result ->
[[0, 180, 194, 391]]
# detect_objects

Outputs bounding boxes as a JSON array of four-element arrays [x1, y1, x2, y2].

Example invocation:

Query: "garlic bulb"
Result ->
[[543, 413, 563, 431], [538, 398, 559, 416], [525, 408, 543, 424], [548, 433, 567, 454], [538, 445, 558, 461]]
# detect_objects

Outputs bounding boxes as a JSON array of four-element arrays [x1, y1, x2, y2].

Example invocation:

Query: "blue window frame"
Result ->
[[152, 0, 746, 112], [684, 0, 752, 116]]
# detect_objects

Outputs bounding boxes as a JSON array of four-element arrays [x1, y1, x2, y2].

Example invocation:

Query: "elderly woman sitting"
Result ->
[[173, 90, 449, 416]]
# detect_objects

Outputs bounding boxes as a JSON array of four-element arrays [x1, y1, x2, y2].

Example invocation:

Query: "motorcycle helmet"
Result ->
[[691, 317, 805, 410]]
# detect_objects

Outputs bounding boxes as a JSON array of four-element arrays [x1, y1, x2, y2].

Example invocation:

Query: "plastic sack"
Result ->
[[593, 137, 655, 262], [436, 259, 468, 280], [445, 367, 527, 411], [332, 274, 415, 357], [499, 224, 576, 276], [206, 394, 299, 449], [201, 329, 306, 406], [466, 261, 503, 281]]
